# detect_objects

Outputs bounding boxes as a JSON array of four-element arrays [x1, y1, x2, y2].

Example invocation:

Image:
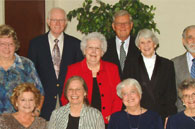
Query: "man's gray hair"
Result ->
[[182, 25, 195, 39], [113, 10, 133, 23]]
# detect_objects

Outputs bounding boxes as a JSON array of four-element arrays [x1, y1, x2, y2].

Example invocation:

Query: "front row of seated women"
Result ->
[[0, 77, 194, 128]]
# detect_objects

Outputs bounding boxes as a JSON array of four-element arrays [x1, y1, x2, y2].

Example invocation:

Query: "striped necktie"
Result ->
[[52, 39, 61, 78], [120, 41, 126, 71], [191, 58, 195, 78]]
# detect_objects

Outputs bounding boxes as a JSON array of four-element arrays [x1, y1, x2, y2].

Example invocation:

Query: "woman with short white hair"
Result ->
[[123, 29, 177, 122], [108, 78, 164, 129], [61, 32, 122, 127]]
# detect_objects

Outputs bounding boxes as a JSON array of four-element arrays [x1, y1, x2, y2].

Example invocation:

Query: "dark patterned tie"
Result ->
[[120, 41, 126, 71], [52, 39, 61, 78], [191, 58, 195, 78]]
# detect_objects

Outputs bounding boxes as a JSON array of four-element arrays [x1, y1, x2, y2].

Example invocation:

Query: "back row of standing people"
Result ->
[[0, 6, 195, 129]]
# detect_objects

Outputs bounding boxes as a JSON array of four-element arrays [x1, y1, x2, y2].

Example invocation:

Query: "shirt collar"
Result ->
[[82, 58, 105, 73], [141, 53, 156, 60], [12, 53, 24, 70], [48, 32, 64, 44], [187, 52, 194, 61], [116, 36, 130, 46]]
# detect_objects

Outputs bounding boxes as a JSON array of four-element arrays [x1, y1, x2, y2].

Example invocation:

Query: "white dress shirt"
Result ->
[[48, 32, 64, 57], [142, 53, 156, 80], [186, 52, 194, 73], [116, 36, 130, 60]]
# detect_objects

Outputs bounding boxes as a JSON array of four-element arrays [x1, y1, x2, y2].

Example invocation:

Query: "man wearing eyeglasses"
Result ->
[[172, 25, 195, 112], [28, 7, 83, 120], [103, 10, 140, 80]]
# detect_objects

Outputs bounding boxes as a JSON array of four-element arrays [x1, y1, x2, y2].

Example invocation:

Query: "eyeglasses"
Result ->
[[67, 88, 83, 93], [0, 43, 15, 48], [86, 46, 102, 52], [50, 19, 65, 23], [182, 92, 195, 100], [114, 22, 131, 27]]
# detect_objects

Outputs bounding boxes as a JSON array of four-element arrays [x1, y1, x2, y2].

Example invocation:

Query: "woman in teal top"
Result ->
[[0, 24, 44, 114]]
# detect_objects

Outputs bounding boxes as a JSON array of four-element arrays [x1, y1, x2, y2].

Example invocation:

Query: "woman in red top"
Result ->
[[61, 32, 122, 125]]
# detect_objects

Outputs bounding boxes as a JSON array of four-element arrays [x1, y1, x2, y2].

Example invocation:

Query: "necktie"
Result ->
[[52, 39, 61, 78], [191, 58, 195, 78], [120, 41, 126, 71]]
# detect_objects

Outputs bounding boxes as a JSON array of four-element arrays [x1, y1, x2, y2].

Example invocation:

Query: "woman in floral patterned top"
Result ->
[[0, 24, 44, 115]]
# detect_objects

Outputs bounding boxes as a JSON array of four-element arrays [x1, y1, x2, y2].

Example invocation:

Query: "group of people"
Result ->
[[0, 6, 195, 129]]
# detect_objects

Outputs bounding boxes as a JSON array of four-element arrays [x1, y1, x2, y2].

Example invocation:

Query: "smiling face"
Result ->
[[183, 28, 195, 54], [67, 80, 86, 106], [121, 85, 141, 108], [84, 39, 103, 65], [138, 37, 156, 58], [47, 8, 66, 38], [112, 15, 133, 41], [0, 36, 15, 60], [16, 92, 36, 114], [182, 87, 195, 110]]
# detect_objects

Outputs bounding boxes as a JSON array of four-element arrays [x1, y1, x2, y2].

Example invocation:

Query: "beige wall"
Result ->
[[0, 0, 5, 24], [46, 0, 195, 59]]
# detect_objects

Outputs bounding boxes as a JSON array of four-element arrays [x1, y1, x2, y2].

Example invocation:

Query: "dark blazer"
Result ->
[[28, 32, 83, 120], [172, 53, 191, 112], [102, 36, 140, 79], [123, 54, 177, 120]]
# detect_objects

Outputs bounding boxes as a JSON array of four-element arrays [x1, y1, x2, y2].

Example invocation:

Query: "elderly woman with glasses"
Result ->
[[0, 24, 44, 115], [61, 32, 122, 127], [108, 78, 163, 129], [123, 29, 177, 122], [166, 79, 195, 129]]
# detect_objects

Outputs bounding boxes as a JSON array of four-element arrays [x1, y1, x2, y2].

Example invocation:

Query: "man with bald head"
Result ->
[[28, 7, 83, 120], [172, 25, 195, 112]]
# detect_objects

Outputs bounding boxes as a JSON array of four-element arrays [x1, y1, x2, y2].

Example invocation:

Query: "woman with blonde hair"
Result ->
[[0, 83, 47, 129]]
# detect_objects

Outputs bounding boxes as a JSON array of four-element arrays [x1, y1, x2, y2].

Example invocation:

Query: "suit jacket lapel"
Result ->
[[58, 33, 67, 81], [150, 54, 161, 89], [138, 55, 150, 82]]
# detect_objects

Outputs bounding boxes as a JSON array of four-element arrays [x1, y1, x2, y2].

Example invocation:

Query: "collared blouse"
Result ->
[[48, 103, 105, 129]]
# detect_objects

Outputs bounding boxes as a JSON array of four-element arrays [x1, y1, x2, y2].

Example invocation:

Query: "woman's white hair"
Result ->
[[135, 28, 159, 48], [80, 32, 107, 56], [117, 78, 142, 99]]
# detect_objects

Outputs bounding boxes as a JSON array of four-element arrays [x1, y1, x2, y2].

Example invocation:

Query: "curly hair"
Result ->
[[10, 83, 41, 110]]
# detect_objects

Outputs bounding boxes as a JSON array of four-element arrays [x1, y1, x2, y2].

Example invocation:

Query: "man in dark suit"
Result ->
[[103, 10, 140, 79], [28, 7, 83, 120], [172, 25, 195, 112]]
